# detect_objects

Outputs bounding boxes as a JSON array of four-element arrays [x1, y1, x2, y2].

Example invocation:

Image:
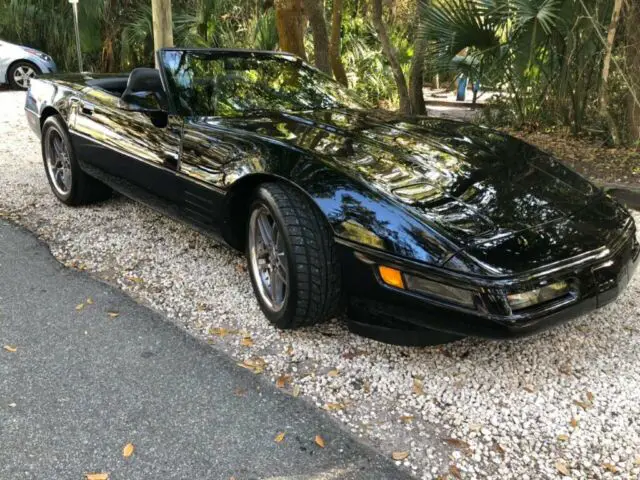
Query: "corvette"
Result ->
[[25, 48, 638, 345]]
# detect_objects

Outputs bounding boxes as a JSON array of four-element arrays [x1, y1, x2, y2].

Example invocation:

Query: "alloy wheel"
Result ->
[[13, 65, 36, 89], [248, 206, 289, 312], [44, 129, 72, 196]]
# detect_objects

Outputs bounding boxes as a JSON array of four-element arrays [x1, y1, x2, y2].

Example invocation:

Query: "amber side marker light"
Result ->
[[378, 265, 405, 289]]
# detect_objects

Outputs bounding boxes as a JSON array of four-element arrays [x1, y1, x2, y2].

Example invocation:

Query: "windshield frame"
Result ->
[[156, 47, 369, 117]]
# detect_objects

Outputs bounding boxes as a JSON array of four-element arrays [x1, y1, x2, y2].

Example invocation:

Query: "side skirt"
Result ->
[[81, 162, 234, 250]]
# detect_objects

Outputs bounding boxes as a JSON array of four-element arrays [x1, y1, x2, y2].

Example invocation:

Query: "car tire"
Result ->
[[41, 115, 111, 206], [246, 182, 342, 329], [8, 61, 40, 90]]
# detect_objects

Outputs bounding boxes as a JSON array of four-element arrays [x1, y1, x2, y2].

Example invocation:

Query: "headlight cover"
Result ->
[[24, 47, 52, 63], [507, 280, 570, 311], [404, 273, 476, 308]]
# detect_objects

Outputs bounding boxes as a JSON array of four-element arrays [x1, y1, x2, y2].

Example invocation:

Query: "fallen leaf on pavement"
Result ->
[[324, 402, 345, 411], [86, 474, 109, 480], [3, 345, 17, 353], [292, 385, 301, 397], [573, 400, 590, 410], [449, 464, 462, 479], [570, 418, 579, 428], [122, 443, 134, 458], [399, 415, 414, 424], [107, 311, 119, 319], [240, 336, 254, 347], [342, 349, 366, 359], [557, 434, 569, 441], [492, 442, 506, 457], [437, 346, 453, 358], [210, 327, 230, 337], [444, 438, 471, 451], [327, 369, 339, 377], [76, 303, 84, 311], [276, 374, 292, 389], [587, 391, 594, 402], [86, 298, 94, 305], [559, 363, 572, 375], [274, 432, 285, 443], [392, 451, 409, 461], [555, 461, 570, 476], [412, 378, 424, 396], [315, 435, 325, 448], [238, 357, 266, 374], [602, 463, 618, 473]]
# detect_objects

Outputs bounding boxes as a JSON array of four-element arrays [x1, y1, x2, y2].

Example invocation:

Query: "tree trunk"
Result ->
[[197, 0, 212, 43], [100, 0, 121, 72], [371, 0, 410, 113], [152, 0, 173, 68], [329, 0, 348, 85], [275, 0, 307, 59], [152, 0, 174, 48], [304, 0, 331, 74], [409, 17, 427, 114], [625, 0, 640, 143], [601, 0, 623, 144]]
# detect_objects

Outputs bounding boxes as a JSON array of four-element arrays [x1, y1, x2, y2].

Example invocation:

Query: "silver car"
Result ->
[[0, 40, 57, 90]]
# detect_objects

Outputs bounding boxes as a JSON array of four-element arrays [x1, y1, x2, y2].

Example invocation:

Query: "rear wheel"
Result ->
[[41, 115, 111, 206], [246, 183, 342, 329], [8, 61, 40, 90]]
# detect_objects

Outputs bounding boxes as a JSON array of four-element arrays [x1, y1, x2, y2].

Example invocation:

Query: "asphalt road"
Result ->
[[0, 220, 410, 480]]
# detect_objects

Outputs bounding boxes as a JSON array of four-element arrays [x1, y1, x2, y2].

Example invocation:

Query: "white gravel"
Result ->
[[2, 89, 640, 480]]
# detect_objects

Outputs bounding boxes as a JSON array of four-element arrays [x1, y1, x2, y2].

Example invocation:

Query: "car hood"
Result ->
[[200, 109, 599, 246]]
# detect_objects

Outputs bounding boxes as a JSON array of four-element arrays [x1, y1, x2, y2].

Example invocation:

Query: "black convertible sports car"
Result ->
[[25, 48, 638, 345]]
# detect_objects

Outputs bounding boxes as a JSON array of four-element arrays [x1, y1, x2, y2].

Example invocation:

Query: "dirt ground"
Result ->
[[509, 129, 640, 187]]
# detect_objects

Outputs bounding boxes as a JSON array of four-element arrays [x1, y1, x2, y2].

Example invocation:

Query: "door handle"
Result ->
[[163, 151, 179, 170], [81, 103, 95, 116]]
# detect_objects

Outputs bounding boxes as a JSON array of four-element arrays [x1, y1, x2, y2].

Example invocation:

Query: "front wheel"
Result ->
[[246, 183, 342, 329], [8, 61, 40, 90]]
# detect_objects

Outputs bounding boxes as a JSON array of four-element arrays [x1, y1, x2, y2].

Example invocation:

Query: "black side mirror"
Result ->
[[118, 91, 168, 127], [148, 110, 169, 128], [118, 90, 163, 112]]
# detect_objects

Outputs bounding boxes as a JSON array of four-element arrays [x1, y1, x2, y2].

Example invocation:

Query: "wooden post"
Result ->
[[152, 0, 173, 66]]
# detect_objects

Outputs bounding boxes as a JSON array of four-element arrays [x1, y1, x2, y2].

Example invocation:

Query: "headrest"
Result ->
[[124, 68, 163, 94]]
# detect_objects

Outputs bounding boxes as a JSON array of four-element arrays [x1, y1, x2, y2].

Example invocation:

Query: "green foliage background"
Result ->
[[1, 0, 637, 144]]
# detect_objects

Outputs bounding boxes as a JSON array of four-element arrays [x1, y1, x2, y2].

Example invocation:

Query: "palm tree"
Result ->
[[419, 0, 612, 132]]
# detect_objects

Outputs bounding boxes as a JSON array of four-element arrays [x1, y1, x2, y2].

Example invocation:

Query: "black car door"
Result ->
[[71, 87, 182, 205], [176, 119, 238, 237]]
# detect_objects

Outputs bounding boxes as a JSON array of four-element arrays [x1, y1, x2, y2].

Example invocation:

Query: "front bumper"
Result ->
[[339, 226, 639, 341]]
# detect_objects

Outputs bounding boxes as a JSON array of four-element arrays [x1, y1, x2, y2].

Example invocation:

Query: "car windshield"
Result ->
[[159, 49, 368, 117]]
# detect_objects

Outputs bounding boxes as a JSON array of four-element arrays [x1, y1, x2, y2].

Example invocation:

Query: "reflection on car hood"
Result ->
[[201, 109, 599, 245]]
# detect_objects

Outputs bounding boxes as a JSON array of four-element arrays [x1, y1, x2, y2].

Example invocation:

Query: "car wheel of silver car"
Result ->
[[8, 61, 40, 90], [246, 183, 343, 329], [41, 115, 111, 206]]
